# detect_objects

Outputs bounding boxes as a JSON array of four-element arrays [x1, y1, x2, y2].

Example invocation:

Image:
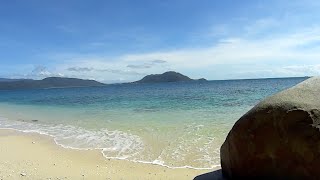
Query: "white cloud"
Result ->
[[126, 59, 167, 69], [119, 27, 320, 69], [282, 64, 320, 76], [67, 66, 145, 75], [244, 18, 279, 35], [18, 18, 320, 82], [224, 63, 320, 79], [31, 66, 63, 78]]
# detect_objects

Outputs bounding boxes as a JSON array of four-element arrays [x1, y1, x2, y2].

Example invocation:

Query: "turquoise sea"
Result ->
[[0, 77, 307, 169]]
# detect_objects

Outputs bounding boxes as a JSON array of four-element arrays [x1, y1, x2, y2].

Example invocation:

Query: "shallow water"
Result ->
[[0, 77, 307, 169]]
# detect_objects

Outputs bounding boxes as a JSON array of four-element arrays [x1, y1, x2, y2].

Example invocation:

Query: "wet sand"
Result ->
[[0, 129, 215, 179]]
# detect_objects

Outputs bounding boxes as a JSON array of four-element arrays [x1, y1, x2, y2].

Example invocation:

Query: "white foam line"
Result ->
[[0, 126, 221, 170], [101, 154, 220, 170]]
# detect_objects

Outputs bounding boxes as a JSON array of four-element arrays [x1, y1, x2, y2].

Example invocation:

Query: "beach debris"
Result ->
[[31, 119, 39, 122], [20, 172, 27, 176], [32, 141, 36, 144]]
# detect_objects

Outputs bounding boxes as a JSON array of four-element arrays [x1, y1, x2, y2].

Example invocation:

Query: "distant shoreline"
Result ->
[[0, 70, 310, 90], [0, 75, 309, 91]]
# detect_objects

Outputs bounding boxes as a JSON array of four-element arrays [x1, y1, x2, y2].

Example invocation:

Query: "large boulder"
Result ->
[[221, 77, 320, 179]]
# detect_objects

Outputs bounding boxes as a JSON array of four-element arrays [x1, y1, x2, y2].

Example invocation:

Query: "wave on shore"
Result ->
[[0, 116, 220, 170]]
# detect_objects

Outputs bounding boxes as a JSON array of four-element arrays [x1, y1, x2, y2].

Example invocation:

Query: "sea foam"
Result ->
[[0, 116, 221, 169], [0, 116, 144, 159]]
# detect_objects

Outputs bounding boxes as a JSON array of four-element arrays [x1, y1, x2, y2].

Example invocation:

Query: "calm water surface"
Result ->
[[0, 77, 307, 169]]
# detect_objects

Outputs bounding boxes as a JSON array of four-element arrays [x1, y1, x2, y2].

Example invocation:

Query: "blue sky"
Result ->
[[1, 0, 320, 82]]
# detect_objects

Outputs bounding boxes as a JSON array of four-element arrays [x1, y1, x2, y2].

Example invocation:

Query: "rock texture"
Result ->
[[221, 77, 320, 179]]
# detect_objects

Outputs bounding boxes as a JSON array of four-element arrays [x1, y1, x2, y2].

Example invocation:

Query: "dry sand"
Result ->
[[0, 129, 215, 179]]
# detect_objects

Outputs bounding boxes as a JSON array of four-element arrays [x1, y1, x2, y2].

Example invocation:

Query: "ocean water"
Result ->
[[0, 77, 308, 169]]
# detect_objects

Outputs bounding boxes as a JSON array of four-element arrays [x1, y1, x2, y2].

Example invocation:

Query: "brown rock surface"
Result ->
[[221, 77, 320, 179]]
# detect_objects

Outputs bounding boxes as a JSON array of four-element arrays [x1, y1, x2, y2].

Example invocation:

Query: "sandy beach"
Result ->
[[0, 129, 213, 180]]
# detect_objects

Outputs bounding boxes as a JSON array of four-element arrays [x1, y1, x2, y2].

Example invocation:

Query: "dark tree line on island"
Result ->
[[0, 71, 207, 90]]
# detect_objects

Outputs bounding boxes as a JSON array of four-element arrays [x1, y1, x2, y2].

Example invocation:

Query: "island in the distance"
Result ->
[[0, 71, 207, 90], [0, 77, 105, 90], [134, 71, 207, 83]]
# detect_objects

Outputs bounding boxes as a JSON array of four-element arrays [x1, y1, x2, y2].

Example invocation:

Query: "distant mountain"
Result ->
[[0, 77, 105, 90], [0, 78, 32, 82], [135, 71, 207, 83]]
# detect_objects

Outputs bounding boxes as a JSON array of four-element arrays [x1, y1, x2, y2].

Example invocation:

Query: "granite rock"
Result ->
[[221, 77, 320, 179]]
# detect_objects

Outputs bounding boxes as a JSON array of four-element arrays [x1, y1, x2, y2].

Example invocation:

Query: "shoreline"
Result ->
[[0, 129, 215, 179], [0, 126, 219, 170], [0, 107, 223, 170]]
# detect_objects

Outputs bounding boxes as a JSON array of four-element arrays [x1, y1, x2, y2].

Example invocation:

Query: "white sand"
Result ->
[[0, 129, 215, 179]]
